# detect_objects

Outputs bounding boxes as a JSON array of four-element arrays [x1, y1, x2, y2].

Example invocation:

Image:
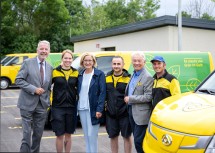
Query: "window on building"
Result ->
[[101, 47, 116, 51]]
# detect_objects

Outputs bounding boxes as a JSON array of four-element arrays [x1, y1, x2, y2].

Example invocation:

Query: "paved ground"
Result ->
[[0, 88, 136, 153]]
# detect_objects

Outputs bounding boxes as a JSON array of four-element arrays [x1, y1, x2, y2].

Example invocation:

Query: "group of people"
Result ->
[[15, 40, 181, 153]]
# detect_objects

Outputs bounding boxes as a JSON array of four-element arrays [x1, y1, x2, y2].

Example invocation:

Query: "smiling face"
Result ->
[[112, 57, 124, 74], [83, 55, 94, 69], [132, 54, 145, 71], [62, 52, 73, 69], [152, 61, 166, 74], [37, 42, 50, 62]]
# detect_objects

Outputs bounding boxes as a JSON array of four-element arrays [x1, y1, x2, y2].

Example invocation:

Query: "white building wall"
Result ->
[[74, 26, 215, 64], [74, 27, 170, 52], [168, 26, 215, 62]]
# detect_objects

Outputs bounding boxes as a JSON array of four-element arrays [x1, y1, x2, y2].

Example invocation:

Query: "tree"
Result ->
[[1, 0, 161, 54], [104, 0, 129, 27], [142, 0, 160, 20], [201, 12, 215, 20], [64, 0, 88, 35], [1, 0, 39, 54], [103, 0, 160, 27], [33, 0, 71, 51], [85, 0, 111, 32], [181, 11, 192, 18], [185, 0, 215, 19]]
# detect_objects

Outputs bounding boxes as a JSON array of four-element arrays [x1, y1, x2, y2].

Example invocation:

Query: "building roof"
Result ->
[[70, 15, 215, 43]]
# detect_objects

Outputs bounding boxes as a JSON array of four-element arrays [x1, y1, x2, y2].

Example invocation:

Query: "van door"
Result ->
[[7, 56, 28, 84], [1, 56, 29, 89]]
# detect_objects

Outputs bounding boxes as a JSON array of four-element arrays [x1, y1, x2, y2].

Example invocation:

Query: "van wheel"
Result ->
[[1, 78, 10, 89]]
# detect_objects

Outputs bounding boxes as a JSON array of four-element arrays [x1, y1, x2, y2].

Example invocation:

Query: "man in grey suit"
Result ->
[[16, 40, 53, 153], [124, 52, 153, 153]]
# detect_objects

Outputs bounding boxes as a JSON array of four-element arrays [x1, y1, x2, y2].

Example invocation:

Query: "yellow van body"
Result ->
[[72, 51, 214, 93], [0, 53, 80, 89], [1, 53, 37, 89], [73, 51, 214, 152], [143, 70, 215, 153], [46, 51, 214, 127]]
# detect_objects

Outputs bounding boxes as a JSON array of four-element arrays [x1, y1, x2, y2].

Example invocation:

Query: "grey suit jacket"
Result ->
[[125, 67, 153, 125], [16, 57, 53, 111]]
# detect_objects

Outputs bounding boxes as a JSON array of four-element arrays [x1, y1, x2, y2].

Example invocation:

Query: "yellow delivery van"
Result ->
[[0, 53, 80, 89], [72, 51, 214, 93], [45, 51, 214, 127], [143, 70, 215, 153], [1, 53, 37, 89]]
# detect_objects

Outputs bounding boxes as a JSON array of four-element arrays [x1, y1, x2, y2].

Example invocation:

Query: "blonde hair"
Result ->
[[61, 49, 73, 59], [80, 52, 97, 67]]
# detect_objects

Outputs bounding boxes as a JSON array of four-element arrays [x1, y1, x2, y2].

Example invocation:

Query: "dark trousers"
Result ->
[[19, 101, 47, 153], [128, 105, 147, 153]]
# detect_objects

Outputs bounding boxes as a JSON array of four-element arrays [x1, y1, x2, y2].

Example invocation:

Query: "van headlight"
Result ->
[[148, 122, 157, 140], [205, 135, 215, 153]]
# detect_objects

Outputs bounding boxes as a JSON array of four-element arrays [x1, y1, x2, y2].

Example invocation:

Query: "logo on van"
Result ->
[[162, 134, 172, 146], [183, 102, 214, 112]]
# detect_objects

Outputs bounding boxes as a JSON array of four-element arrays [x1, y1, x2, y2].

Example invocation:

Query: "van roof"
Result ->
[[5, 53, 37, 56]]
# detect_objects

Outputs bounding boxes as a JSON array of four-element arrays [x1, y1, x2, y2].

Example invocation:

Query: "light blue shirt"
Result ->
[[78, 72, 92, 110], [128, 69, 143, 104]]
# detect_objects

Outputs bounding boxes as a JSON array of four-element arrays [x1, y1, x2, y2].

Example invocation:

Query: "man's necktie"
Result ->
[[40, 62, 44, 85]]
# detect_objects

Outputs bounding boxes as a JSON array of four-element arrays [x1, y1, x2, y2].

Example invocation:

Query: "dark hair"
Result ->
[[112, 56, 124, 63]]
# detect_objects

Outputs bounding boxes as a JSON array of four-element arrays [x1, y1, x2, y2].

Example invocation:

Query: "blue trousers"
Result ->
[[79, 110, 100, 153]]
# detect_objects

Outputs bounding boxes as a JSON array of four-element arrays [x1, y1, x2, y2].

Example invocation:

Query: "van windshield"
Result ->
[[1, 56, 15, 65], [1, 55, 6, 61], [72, 56, 81, 70], [197, 71, 215, 94]]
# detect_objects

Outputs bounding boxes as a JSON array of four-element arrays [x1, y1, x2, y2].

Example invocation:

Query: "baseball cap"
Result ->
[[150, 56, 165, 63]]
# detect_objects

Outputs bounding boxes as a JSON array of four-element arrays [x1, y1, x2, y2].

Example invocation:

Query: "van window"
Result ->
[[4, 56, 28, 66], [1, 55, 6, 62], [198, 72, 215, 92], [1, 56, 14, 65], [72, 56, 81, 70], [96, 56, 114, 74], [72, 56, 114, 74]]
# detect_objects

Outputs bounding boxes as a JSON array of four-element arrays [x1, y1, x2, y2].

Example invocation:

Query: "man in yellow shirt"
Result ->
[[106, 56, 132, 153], [151, 56, 181, 108]]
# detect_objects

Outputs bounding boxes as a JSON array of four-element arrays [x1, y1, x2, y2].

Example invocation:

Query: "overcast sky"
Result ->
[[82, 0, 215, 17]]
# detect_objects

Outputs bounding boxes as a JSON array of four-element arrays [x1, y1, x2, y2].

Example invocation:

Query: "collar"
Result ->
[[37, 56, 45, 64], [55, 65, 75, 72], [153, 69, 168, 79], [80, 67, 98, 76], [106, 69, 130, 77], [134, 69, 143, 76]]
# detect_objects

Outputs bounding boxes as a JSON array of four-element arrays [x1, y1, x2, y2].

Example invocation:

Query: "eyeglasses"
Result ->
[[84, 60, 93, 63]]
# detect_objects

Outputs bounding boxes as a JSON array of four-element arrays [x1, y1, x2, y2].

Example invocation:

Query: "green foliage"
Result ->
[[181, 11, 192, 18], [1, 0, 160, 54], [201, 13, 215, 20], [11, 34, 38, 53], [142, 0, 160, 20]]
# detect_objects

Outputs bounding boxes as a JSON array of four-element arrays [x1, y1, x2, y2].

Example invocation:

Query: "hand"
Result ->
[[35, 88, 45, 95], [124, 96, 129, 104], [96, 112, 102, 119]]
